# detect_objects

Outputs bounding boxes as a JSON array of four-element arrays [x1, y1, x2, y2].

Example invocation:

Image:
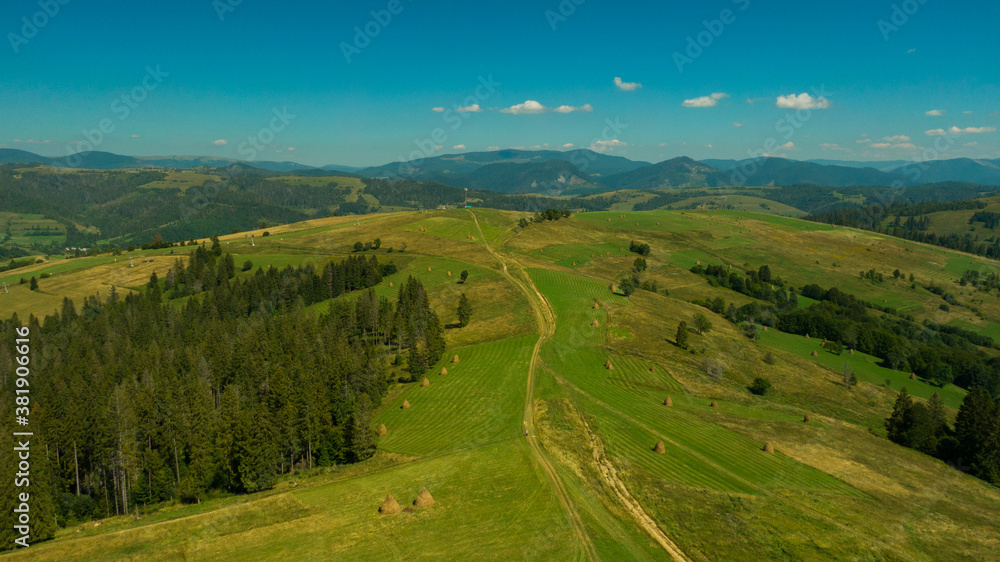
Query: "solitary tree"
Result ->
[[353, 242, 364, 252], [633, 257, 647, 272], [676, 321, 689, 348], [457, 293, 472, 327], [619, 277, 636, 297], [693, 313, 713, 335], [460, 270, 469, 283], [29, 276, 38, 291]]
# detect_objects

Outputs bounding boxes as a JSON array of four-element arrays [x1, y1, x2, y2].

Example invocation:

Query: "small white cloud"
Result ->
[[130, 134, 142, 139], [561, 143, 575, 149], [434, 145, 443, 151], [487, 146, 500, 151], [893, 143, 918, 149], [212, 139, 228, 146], [457, 104, 482, 113], [925, 109, 946, 116], [553, 104, 594, 113], [658, 142, 668, 147], [775, 93, 831, 110], [705, 144, 713, 148], [870, 142, 892, 148], [452, 144, 466, 150], [881, 135, 911, 143], [966, 142, 979, 147], [856, 138, 872, 144], [287, 146, 296, 151], [964, 111, 974, 115], [591, 139, 627, 152], [613, 77, 642, 91], [925, 129, 947, 136], [501, 100, 547, 115], [431, 107, 445, 112], [682, 92, 729, 108], [779, 141, 796, 150], [732, 122, 743, 128], [820, 143, 842, 150], [908, 48, 917, 53]]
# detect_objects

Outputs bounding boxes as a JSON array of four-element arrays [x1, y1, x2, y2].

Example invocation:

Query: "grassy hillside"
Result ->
[[4, 207, 1000, 560]]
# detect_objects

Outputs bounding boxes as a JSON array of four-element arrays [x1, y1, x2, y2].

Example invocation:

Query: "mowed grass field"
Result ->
[[531, 268, 859, 497], [378, 336, 535, 456]]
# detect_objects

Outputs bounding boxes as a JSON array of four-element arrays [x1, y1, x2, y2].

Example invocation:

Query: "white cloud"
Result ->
[[775, 93, 831, 110], [561, 143, 575, 149], [590, 139, 627, 152], [682, 92, 729, 108], [705, 144, 713, 148], [908, 48, 917, 53], [613, 77, 642, 91], [893, 143, 918, 149], [966, 142, 979, 147], [926, 126, 998, 136], [964, 111, 974, 115], [452, 144, 466, 150], [732, 122, 743, 128], [856, 138, 872, 144], [287, 146, 296, 151], [130, 134, 142, 139], [457, 104, 482, 113], [925, 109, 946, 116], [487, 146, 500, 151], [212, 139, 228, 146], [870, 142, 892, 148], [434, 145, 443, 151], [13, 139, 52, 144], [820, 143, 847, 151], [500, 100, 547, 114], [779, 141, 797, 150], [553, 104, 593, 113], [882, 135, 911, 143], [431, 107, 445, 112]]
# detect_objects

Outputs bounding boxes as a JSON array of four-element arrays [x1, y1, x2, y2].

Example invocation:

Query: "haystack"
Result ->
[[850, 349, 855, 355], [413, 487, 435, 508], [447, 271, 452, 276], [710, 400, 718, 408], [401, 400, 411, 409], [379, 493, 401, 514], [389, 282, 394, 287], [605, 360, 614, 370], [427, 267, 432, 272], [803, 414, 811, 423], [805, 333, 810, 339], [592, 303, 600, 310], [609, 283, 617, 292], [649, 366, 655, 372], [440, 367, 448, 376], [763, 442, 775, 454], [421, 378, 430, 387], [378, 424, 387, 436], [664, 396, 673, 407], [811, 351, 819, 357], [654, 440, 666, 454], [591, 320, 599, 328], [452, 354, 460, 363], [910, 373, 917, 380], [762, 326, 768, 332]]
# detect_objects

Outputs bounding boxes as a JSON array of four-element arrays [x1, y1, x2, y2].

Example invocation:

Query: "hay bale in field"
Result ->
[[378, 424, 387, 436], [805, 333, 810, 339], [850, 349, 855, 355], [649, 366, 655, 372], [413, 487, 435, 508], [379, 493, 401, 514], [763, 442, 775, 454], [591, 320, 599, 328], [605, 360, 614, 370], [654, 441, 666, 454], [440, 367, 448, 376], [710, 400, 718, 408], [762, 326, 768, 332], [910, 373, 917, 380], [427, 267, 432, 272], [609, 283, 617, 292], [389, 282, 394, 287], [696, 260, 701, 265], [452, 354, 460, 363], [664, 396, 673, 407], [803, 414, 811, 423], [592, 303, 600, 310], [447, 271, 452, 276], [811, 351, 819, 357], [401, 400, 410, 409], [421, 378, 430, 387]]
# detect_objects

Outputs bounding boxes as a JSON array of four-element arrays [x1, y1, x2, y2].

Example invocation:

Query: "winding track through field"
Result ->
[[469, 211, 690, 562]]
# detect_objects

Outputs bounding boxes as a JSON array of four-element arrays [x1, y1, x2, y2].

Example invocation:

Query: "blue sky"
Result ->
[[1, 0, 998, 167]]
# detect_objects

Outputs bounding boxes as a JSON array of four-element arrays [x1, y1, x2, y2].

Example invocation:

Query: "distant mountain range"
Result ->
[[2, 148, 999, 193]]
